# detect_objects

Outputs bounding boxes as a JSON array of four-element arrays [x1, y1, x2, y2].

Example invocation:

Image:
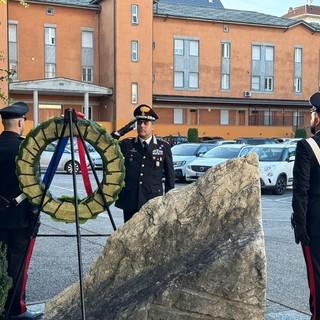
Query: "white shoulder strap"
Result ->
[[306, 137, 320, 166]]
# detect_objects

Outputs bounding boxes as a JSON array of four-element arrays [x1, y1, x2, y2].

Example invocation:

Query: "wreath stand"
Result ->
[[6, 109, 117, 320]]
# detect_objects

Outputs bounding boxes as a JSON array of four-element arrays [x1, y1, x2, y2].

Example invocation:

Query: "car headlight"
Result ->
[[262, 165, 277, 177], [173, 161, 186, 167]]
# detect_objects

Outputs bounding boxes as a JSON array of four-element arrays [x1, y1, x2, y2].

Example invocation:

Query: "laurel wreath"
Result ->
[[15, 116, 125, 223]]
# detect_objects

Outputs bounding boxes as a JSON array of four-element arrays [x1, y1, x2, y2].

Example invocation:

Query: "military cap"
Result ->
[[133, 104, 158, 121], [0, 102, 29, 119], [310, 92, 320, 113]]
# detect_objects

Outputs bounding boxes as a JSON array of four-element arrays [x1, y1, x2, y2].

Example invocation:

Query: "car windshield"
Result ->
[[250, 147, 284, 161], [203, 146, 241, 159], [172, 144, 199, 156]]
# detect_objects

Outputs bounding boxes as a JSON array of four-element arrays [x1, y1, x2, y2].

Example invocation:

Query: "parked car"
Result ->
[[163, 135, 188, 147], [235, 137, 279, 145], [202, 139, 237, 145], [185, 144, 252, 182], [67, 139, 103, 169], [172, 143, 216, 181], [40, 142, 91, 174], [284, 138, 303, 145], [248, 144, 296, 195], [199, 136, 224, 142]]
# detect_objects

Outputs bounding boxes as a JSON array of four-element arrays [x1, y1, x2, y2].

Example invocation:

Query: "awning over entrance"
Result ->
[[9, 77, 113, 126]]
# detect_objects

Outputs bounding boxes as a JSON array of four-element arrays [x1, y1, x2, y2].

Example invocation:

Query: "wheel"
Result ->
[[272, 175, 287, 195], [65, 161, 80, 174]]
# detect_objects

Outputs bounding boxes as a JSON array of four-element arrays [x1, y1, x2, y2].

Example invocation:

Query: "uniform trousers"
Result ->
[[0, 228, 35, 317], [123, 210, 137, 223], [303, 236, 320, 320]]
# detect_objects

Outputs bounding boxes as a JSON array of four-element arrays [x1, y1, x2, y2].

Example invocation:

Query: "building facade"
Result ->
[[0, 0, 319, 139]]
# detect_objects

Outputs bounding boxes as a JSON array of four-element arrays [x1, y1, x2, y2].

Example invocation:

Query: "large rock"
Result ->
[[45, 153, 266, 320]]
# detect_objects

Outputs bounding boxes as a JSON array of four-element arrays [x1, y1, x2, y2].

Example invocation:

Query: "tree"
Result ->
[[187, 128, 198, 143], [295, 128, 307, 138]]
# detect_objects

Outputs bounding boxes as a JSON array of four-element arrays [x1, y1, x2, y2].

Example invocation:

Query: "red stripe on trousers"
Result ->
[[19, 238, 36, 313], [305, 245, 317, 320]]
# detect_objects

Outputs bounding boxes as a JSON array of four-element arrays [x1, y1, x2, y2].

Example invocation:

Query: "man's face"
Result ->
[[137, 119, 155, 140], [310, 111, 318, 134]]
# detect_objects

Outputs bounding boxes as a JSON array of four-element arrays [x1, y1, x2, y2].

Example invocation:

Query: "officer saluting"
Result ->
[[0, 102, 42, 319], [112, 104, 175, 222]]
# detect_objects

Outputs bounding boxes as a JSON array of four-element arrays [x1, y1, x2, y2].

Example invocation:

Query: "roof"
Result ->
[[153, 2, 319, 30], [9, 78, 112, 96], [282, 5, 320, 18], [25, 0, 100, 9], [158, 0, 224, 8]]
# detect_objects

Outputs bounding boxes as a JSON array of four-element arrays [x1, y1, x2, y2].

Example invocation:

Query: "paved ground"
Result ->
[[19, 174, 311, 319]]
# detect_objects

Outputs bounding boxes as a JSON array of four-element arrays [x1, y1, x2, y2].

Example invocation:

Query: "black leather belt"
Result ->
[[0, 193, 27, 208]]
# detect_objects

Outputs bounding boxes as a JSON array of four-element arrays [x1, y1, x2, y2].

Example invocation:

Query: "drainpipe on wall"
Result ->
[[33, 90, 38, 127], [113, 0, 117, 131]]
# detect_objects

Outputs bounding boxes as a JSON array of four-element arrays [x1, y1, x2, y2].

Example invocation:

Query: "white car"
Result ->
[[186, 144, 252, 182], [40, 142, 91, 174], [67, 139, 103, 169], [248, 144, 296, 195], [172, 143, 216, 181]]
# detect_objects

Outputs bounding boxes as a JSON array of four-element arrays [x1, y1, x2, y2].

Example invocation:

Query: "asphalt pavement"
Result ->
[[22, 175, 311, 319]]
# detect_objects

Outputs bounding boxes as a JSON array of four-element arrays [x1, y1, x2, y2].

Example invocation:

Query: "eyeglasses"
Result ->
[[22, 115, 27, 120]]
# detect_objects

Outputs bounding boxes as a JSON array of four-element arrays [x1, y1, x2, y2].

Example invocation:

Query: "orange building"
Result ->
[[0, 0, 319, 139]]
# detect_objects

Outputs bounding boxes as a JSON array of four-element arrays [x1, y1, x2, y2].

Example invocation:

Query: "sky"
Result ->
[[221, 0, 315, 17]]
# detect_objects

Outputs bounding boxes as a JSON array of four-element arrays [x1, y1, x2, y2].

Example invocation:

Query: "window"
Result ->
[[131, 83, 138, 104], [47, 7, 54, 15], [294, 47, 302, 93], [174, 39, 184, 55], [45, 26, 56, 78], [132, 4, 138, 25], [221, 41, 231, 90], [82, 67, 93, 82], [221, 75, 230, 90], [222, 42, 230, 58], [295, 47, 302, 63], [251, 76, 260, 91], [265, 47, 274, 61], [82, 30, 94, 83], [252, 46, 261, 60], [189, 41, 199, 56], [174, 109, 183, 124], [293, 111, 303, 127], [189, 73, 199, 88], [174, 72, 184, 87], [220, 110, 229, 125], [8, 23, 18, 80], [251, 44, 274, 92], [294, 78, 302, 93], [45, 64, 56, 78], [131, 41, 138, 62], [174, 37, 199, 90], [264, 77, 273, 91], [45, 27, 55, 45]]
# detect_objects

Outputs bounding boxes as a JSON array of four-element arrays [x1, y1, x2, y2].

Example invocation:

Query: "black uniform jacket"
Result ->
[[115, 135, 175, 212], [0, 131, 32, 229], [292, 132, 320, 236]]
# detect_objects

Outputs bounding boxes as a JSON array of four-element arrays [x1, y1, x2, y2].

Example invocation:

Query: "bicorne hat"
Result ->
[[133, 104, 158, 121]]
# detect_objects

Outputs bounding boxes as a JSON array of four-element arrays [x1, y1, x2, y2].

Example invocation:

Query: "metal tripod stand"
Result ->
[[5, 108, 117, 320]]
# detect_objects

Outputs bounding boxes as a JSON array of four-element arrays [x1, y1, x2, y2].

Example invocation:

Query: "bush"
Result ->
[[0, 242, 12, 317], [188, 128, 198, 143], [295, 128, 307, 138]]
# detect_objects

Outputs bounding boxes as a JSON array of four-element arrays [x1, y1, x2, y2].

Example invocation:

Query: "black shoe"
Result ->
[[11, 310, 43, 319]]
